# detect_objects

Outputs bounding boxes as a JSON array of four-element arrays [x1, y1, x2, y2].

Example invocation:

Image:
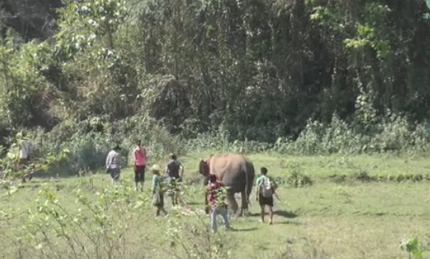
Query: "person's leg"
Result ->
[[160, 193, 167, 215], [210, 207, 218, 233], [173, 178, 179, 205], [167, 177, 176, 206], [111, 168, 120, 185], [219, 207, 231, 230], [116, 169, 121, 184], [268, 196, 274, 225], [108, 169, 115, 184], [259, 194, 265, 223], [134, 166, 140, 190]]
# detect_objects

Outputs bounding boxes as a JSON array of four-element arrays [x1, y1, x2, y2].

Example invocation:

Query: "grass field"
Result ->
[[2, 152, 430, 259]]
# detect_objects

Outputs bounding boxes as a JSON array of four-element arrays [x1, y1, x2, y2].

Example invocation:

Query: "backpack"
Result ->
[[259, 176, 274, 198]]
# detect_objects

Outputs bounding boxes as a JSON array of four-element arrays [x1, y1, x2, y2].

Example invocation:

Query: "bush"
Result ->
[[0, 180, 233, 259]]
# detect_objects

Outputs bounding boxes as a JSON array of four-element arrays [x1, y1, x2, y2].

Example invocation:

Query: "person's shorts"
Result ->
[[259, 193, 274, 207], [108, 168, 120, 180], [134, 165, 146, 182]]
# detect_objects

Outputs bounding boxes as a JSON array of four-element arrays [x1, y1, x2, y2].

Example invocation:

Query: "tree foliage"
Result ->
[[1, 0, 430, 143]]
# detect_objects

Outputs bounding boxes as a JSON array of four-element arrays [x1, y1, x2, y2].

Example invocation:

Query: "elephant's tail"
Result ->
[[244, 163, 253, 207]]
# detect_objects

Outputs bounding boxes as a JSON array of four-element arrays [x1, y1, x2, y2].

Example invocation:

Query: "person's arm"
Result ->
[[117, 153, 121, 169], [271, 177, 278, 191], [164, 164, 169, 177], [143, 147, 147, 161], [180, 163, 184, 178], [132, 149, 136, 165], [105, 152, 110, 169]]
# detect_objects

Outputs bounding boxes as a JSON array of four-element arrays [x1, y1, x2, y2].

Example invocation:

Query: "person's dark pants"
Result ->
[[258, 194, 274, 207], [134, 165, 146, 183], [158, 192, 164, 207], [108, 168, 120, 184], [19, 158, 33, 181]]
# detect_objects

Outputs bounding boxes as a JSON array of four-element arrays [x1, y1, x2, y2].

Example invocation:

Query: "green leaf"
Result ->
[[47, 193, 55, 202], [7, 152, 16, 160]]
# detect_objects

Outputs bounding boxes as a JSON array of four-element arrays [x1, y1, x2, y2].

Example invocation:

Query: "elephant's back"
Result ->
[[208, 153, 250, 171], [209, 153, 255, 188]]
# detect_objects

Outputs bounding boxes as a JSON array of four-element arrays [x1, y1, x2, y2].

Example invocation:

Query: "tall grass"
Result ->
[[7, 113, 430, 179]]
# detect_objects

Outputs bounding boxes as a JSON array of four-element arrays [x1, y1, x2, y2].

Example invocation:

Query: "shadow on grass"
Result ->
[[274, 220, 302, 226], [186, 201, 204, 206], [232, 227, 258, 232], [249, 210, 298, 219]]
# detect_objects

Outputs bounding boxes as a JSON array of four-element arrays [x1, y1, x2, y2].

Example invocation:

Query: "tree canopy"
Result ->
[[1, 0, 430, 143]]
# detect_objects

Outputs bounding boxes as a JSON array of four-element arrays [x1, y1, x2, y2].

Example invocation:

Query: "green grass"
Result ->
[[2, 153, 430, 259]]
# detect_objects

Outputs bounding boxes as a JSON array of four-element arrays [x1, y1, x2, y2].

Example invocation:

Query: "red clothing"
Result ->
[[207, 181, 226, 208], [133, 146, 147, 166]]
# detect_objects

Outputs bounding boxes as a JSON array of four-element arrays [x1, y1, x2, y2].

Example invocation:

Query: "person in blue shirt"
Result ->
[[151, 164, 167, 216]]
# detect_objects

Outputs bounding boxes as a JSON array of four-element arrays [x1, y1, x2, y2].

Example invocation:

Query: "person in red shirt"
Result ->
[[207, 174, 232, 233], [133, 140, 147, 191]]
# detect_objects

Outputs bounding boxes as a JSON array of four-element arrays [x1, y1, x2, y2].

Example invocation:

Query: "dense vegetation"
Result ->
[[1, 0, 430, 175]]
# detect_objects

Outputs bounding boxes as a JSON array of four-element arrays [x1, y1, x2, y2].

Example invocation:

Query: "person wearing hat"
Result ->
[[151, 164, 167, 216], [164, 153, 184, 206], [106, 144, 122, 185]]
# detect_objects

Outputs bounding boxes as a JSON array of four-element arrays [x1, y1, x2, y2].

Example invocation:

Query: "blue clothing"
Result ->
[[166, 159, 182, 178]]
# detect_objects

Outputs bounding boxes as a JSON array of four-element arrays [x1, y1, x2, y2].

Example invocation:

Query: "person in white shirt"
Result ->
[[20, 138, 32, 160], [18, 134, 34, 182], [106, 145, 122, 185]]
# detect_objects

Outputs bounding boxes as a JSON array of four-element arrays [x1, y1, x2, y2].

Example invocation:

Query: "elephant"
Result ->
[[199, 153, 255, 217]]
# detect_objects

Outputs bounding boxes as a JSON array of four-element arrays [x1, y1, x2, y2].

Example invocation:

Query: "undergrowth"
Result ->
[[2, 112, 430, 181], [0, 179, 233, 259]]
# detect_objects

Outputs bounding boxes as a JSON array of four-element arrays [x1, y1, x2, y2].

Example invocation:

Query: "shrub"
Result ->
[[1, 180, 233, 259]]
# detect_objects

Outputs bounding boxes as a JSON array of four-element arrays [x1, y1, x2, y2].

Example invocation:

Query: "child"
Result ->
[[255, 167, 278, 225], [151, 164, 167, 216]]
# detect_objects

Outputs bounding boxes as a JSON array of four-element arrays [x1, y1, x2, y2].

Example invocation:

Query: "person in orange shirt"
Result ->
[[133, 140, 147, 191]]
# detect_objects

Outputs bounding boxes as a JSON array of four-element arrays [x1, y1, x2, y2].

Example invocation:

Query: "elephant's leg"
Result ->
[[239, 190, 249, 217], [226, 192, 238, 216]]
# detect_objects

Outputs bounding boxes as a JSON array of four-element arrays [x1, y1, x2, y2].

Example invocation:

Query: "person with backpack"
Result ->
[[255, 167, 278, 225]]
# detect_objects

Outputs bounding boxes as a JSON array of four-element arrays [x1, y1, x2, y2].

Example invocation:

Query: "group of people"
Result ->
[[206, 166, 279, 232], [105, 140, 279, 232], [105, 140, 184, 216]]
